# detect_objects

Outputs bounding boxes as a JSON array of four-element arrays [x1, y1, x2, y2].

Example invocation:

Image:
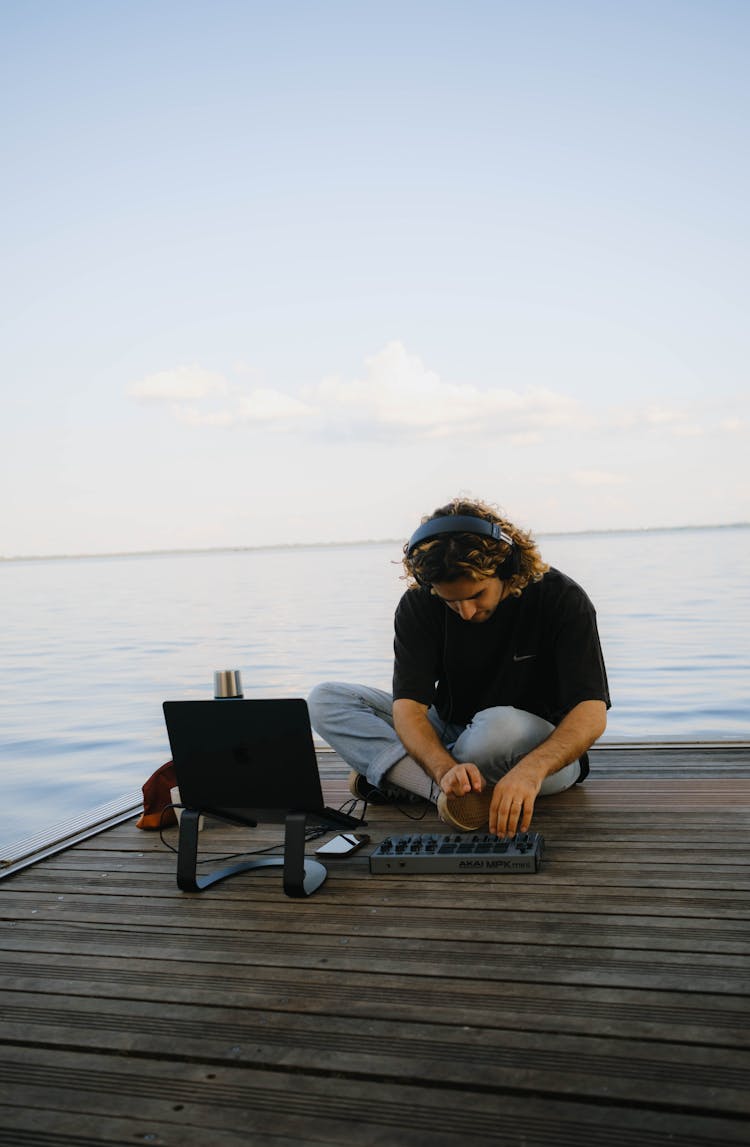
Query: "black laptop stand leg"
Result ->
[[176, 808, 203, 891], [283, 812, 327, 898], [175, 808, 327, 896], [176, 808, 286, 893]]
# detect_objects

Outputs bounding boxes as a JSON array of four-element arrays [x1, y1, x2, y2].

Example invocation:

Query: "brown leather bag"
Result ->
[[136, 760, 178, 830]]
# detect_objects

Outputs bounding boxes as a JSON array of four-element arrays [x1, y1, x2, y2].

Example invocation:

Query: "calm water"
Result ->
[[2, 526, 748, 853]]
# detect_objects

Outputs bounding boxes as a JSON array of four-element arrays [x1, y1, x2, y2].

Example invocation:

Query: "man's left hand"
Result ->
[[489, 761, 544, 837]]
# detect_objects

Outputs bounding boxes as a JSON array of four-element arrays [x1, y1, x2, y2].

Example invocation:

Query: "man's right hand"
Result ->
[[438, 761, 485, 797]]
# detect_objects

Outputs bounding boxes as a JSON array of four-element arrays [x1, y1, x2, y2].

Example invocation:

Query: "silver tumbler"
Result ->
[[213, 670, 243, 699]]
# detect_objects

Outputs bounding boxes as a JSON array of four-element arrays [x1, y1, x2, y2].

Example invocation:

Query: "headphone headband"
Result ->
[[406, 514, 514, 556]]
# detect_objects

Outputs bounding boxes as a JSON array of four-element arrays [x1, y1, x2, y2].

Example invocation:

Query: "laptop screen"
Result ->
[[163, 698, 327, 823]]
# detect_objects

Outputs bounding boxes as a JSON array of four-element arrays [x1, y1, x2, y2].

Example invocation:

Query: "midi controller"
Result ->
[[369, 831, 545, 874]]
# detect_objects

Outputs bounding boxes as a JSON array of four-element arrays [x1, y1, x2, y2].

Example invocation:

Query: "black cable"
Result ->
[[390, 796, 432, 821]]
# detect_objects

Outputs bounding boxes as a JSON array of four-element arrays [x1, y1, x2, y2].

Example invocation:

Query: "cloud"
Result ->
[[128, 366, 229, 401], [126, 345, 748, 446], [128, 366, 314, 429], [309, 341, 583, 439], [177, 389, 314, 427], [608, 400, 747, 440], [127, 343, 586, 440], [642, 406, 704, 437]]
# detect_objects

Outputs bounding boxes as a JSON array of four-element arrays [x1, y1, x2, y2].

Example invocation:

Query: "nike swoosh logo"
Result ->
[[513, 653, 537, 661]]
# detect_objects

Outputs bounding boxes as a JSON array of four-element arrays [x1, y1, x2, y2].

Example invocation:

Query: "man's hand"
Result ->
[[489, 760, 544, 837], [438, 761, 485, 797], [486, 700, 607, 835]]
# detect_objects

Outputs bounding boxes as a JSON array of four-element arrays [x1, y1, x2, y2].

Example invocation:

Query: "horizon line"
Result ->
[[1, 520, 748, 564]]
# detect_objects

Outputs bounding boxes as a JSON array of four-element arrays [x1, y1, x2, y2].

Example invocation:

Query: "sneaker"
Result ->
[[437, 788, 493, 832], [347, 770, 425, 806]]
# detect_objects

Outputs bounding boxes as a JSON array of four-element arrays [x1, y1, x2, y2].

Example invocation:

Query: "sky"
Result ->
[[1, 0, 748, 557]]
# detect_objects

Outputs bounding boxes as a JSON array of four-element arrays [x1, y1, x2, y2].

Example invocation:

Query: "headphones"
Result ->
[[406, 514, 520, 584]]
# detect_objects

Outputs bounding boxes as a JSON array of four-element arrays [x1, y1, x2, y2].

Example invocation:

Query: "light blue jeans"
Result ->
[[308, 681, 581, 795]]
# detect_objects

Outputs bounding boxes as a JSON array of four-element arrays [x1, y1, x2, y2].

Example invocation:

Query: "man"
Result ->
[[308, 497, 610, 836]]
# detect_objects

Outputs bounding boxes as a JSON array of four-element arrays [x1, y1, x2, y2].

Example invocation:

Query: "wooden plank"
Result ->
[[4, 870, 749, 916], [2, 953, 747, 1046], [2, 923, 748, 998], [3, 1045, 750, 1146], [0, 1105, 285, 1147], [2, 991, 749, 1114], [8, 853, 750, 892], [2, 897, 748, 951]]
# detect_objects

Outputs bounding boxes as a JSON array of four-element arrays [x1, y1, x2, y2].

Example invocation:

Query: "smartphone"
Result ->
[[314, 832, 370, 857]]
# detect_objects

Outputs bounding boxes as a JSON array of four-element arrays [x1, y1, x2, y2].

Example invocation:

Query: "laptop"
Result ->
[[163, 698, 362, 830]]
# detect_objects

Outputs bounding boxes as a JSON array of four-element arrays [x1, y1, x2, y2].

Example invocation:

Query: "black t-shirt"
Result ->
[[392, 568, 610, 727]]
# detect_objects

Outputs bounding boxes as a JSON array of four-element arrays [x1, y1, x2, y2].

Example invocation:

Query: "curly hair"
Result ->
[[402, 497, 549, 597]]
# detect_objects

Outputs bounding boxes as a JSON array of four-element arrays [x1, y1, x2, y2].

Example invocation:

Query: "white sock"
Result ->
[[385, 756, 441, 803]]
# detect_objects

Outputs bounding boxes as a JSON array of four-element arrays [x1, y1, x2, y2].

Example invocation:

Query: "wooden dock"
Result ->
[[1, 743, 749, 1146]]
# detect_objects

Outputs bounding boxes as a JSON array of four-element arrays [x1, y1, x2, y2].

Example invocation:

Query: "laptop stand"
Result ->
[[176, 809, 327, 898]]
